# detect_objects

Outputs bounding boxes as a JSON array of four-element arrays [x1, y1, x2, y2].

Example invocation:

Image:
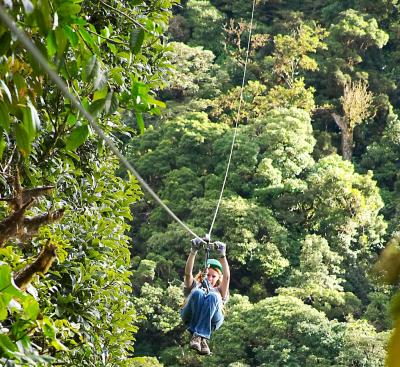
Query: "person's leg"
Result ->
[[180, 289, 207, 352], [180, 288, 205, 334], [192, 291, 221, 339], [211, 306, 224, 331]]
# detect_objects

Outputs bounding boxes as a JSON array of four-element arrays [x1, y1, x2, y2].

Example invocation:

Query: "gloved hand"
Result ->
[[215, 241, 226, 257], [191, 237, 203, 253]]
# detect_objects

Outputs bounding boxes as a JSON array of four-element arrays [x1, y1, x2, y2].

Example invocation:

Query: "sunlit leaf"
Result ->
[[78, 27, 94, 48], [0, 134, 5, 160], [0, 80, 12, 103], [46, 30, 57, 57], [64, 24, 79, 47], [135, 111, 144, 133], [0, 334, 18, 354], [0, 296, 8, 320], [15, 124, 31, 156], [51, 338, 68, 351], [21, 296, 39, 320], [29, 102, 41, 130], [57, 3, 81, 16], [93, 88, 108, 102]]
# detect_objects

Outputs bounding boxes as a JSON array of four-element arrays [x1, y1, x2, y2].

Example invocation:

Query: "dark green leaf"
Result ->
[[65, 124, 90, 151], [129, 29, 145, 54], [88, 99, 105, 116], [0, 102, 10, 131], [0, 31, 11, 55]]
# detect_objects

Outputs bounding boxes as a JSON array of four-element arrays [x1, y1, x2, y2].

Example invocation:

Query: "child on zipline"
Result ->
[[180, 238, 230, 355]]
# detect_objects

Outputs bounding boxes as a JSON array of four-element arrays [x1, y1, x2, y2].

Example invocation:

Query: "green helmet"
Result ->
[[207, 259, 223, 274]]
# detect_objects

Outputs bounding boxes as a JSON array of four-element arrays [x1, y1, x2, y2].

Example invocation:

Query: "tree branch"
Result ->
[[99, 0, 147, 31], [332, 112, 347, 131]]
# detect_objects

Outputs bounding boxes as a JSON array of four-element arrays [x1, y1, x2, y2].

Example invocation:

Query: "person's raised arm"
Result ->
[[215, 241, 230, 300], [184, 238, 202, 288]]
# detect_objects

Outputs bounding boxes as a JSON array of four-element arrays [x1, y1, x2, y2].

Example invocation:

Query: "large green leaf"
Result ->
[[64, 24, 79, 47], [0, 263, 11, 291], [0, 334, 18, 355], [21, 296, 40, 321], [88, 98, 105, 116], [55, 26, 69, 58], [15, 124, 31, 157], [46, 30, 57, 57], [57, 2, 81, 16], [65, 124, 90, 151], [129, 29, 145, 54], [135, 111, 144, 133]]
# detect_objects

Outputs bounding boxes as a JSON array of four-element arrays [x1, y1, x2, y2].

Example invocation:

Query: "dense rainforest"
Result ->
[[1, 0, 400, 366]]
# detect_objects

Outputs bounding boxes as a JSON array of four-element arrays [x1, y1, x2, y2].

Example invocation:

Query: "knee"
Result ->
[[206, 292, 219, 304], [191, 288, 204, 300]]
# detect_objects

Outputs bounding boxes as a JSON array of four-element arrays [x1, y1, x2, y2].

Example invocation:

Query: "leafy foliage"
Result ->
[[0, 0, 177, 365]]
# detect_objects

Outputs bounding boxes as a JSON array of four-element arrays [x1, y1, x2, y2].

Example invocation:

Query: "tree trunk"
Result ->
[[332, 113, 353, 161]]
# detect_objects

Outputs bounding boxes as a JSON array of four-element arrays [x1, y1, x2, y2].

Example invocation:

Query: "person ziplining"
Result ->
[[180, 237, 230, 355], [178, 0, 254, 353], [0, 0, 254, 357]]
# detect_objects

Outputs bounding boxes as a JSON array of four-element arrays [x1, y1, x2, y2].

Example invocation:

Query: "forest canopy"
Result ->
[[1, 0, 400, 366]]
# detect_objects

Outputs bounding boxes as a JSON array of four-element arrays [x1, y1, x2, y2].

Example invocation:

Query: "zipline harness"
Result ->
[[0, 1, 256, 264]]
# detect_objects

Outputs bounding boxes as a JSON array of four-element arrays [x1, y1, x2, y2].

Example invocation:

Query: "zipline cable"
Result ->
[[0, 5, 206, 244], [207, 0, 256, 239]]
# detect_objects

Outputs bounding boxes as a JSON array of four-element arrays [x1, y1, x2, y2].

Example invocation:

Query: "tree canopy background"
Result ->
[[1, 0, 400, 366]]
